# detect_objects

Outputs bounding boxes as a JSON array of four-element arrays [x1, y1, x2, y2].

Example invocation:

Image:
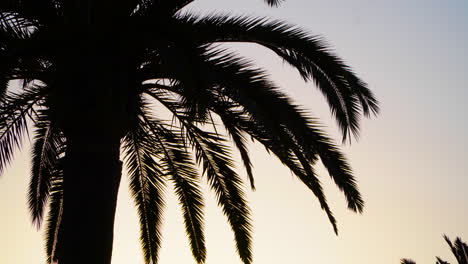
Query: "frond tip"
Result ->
[[264, 0, 284, 7]]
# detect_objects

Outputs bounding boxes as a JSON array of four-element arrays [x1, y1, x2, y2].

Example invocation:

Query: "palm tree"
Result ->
[[439, 235, 468, 264], [0, 0, 379, 263], [401, 235, 468, 264]]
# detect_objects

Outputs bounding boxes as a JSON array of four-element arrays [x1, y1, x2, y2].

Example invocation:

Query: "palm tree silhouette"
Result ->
[[0, 0, 379, 263], [401, 235, 468, 264]]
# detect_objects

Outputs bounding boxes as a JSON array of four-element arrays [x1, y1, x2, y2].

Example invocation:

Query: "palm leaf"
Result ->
[[142, 112, 206, 263], [142, 82, 256, 191], [0, 12, 35, 97], [140, 46, 361, 232], [145, 89, 253, 264], [187, 126, 253, 264], [28, 108, 65, 227], [0, 87, 43, 174], [220, 105, 339, 233], [1, 15, 48, 102], [123, 113, 166, 264], [219, 116, 255, 190], [173, 13, 379, 141], [185, 48, 364, 213]]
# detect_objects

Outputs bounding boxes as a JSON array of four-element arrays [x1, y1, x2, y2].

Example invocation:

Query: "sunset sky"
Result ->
[[1, 0, 467, 263]]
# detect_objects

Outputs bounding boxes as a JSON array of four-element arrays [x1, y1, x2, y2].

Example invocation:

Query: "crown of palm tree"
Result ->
[[0, 1, 379, 263]]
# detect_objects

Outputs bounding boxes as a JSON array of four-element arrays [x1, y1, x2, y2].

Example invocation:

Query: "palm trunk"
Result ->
[[57, 76, 131, 264], [52, 4, 138, 260], [61, 132, 122, 264], [58, 66, 128, 264], [54, 34, 137, 263]]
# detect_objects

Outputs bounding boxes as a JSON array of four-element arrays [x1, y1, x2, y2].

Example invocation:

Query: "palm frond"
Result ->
[[190, 48, 364, 214], [144, 89, 253, 264], [140, 45, 363, 232], [142, 83, 255, 190], [142, 112, 206, 263], [0, 87, 43, 174], [444, 235, 468, 264], [173, 13, 379, 141], [293, 148, 338, 233], [187, 127, 253, 264], [219, 116, 255, 190], [28, 108, 65, 227], [445, 235, 459, 263], [123, 114, 166, 264], [221, 105, 339, 233], [0, 12, 37, 96], [150, 43, 215, 122], [45, 159, 64, 264]]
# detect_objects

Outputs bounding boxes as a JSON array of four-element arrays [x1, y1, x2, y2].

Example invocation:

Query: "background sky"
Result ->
[[1, 0, 467, 263]]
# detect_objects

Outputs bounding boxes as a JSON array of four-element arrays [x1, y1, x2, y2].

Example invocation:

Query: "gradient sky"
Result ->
[[1, 0, 467, 263]]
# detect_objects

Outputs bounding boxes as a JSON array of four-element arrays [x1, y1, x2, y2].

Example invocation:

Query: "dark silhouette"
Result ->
[[0, 0, 379, 263], [401, 235, 468, 264]]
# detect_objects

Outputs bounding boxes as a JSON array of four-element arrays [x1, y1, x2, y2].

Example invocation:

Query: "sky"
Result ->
[[1, 0, 468, 263]]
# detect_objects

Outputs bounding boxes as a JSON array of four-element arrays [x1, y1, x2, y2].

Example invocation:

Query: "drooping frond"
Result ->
[[173, 13, 379, 141], [146, 83, 256, 191], [28, 108, 65, 227], [122, 112, 166, 264], [141, 112, 206, 263], [45, 159, 64, 264], [144, 89, 253, 264], [209, 49, 363, 213], [219, 116, 255, 190], [187, 127, 253, 264], [160, 46, 364, 215], [138, 43, 364, 233], [212, 100, 339, 233], [0, 87, 43, 174]]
